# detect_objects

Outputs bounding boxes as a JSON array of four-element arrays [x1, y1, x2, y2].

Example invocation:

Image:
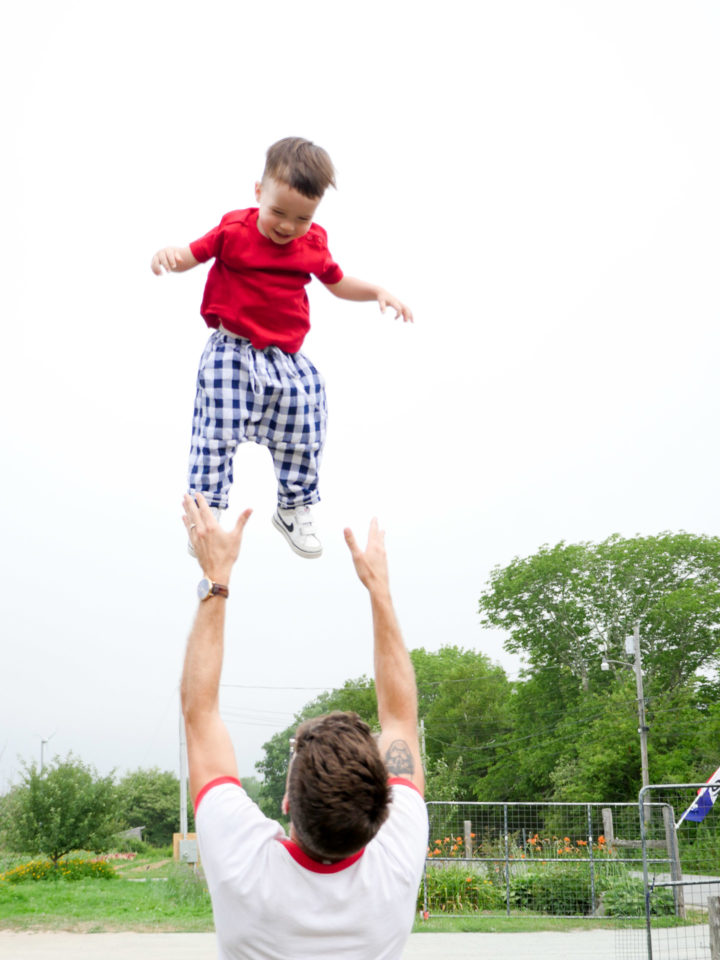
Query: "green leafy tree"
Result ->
[[116, 767, 193, 846], [549, 682, 720, 802], [425, 756, 464, 802], [478, 533, 720, 802], [412, 647, 513, 798], [478, 532, 720, 694], [239, 776, 266, 807], [473, 667, 584, 801], [3, 754, 120, 862]]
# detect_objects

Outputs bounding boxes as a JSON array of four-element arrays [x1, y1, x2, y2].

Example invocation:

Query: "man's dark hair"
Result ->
[[288, 711, 391, 861], [263, 136, 337, 199]]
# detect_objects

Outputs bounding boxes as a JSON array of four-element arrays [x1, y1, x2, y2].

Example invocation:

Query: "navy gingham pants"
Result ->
[[188, 330, 327, 509]]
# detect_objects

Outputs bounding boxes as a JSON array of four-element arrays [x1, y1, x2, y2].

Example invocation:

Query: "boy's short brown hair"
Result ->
[[287, 711, 391, 861], [263, 137, 337, 199]]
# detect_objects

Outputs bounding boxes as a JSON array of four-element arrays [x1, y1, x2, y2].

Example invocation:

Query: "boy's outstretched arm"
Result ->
[[151, 245, 199, 275], [324, 276, 413, 323], [344, 520, 424, 793], [180, 493, 253, 804]]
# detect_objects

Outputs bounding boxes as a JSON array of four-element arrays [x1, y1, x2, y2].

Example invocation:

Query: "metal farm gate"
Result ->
[[628, 782, 720, 960]]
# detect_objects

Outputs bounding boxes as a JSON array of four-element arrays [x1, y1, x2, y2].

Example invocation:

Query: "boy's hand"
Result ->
[[323, 276, 413, 322], [151, 245, 198, 275], [344, 519, 391, 599], [183, 493, 252, 584], [377, 289, 413, 323]]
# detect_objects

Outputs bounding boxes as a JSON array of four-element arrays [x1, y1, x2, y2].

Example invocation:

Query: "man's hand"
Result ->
[[151, 245, 199, 275], [344, 519, 391, 599], [183, 493, 252, 583]]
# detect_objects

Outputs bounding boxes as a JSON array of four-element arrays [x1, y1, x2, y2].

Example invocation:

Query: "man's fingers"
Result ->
[[344, 526, 359, 555], [233, 508, 253, 536], [183, 492, 201, 527]]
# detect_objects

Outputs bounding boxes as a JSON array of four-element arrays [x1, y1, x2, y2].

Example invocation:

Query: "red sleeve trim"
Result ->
[[194, 776, 243, 814], [388, 776, 424, 797], [276, 838, 365, 874]]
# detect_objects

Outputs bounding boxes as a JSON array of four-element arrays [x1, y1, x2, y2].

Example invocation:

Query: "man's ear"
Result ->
[[254, 181, 262, 203], [281, 793, 289, 816]]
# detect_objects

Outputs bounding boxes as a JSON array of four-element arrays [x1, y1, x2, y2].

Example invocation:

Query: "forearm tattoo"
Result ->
[[384, 739, 415, 777]]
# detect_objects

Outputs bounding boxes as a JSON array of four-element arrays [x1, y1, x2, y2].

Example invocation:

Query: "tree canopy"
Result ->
[[3, 755, 120, 862], [116, 767, 193, 846], [478, 532, 720, 693], [253, 531, 720, 810]]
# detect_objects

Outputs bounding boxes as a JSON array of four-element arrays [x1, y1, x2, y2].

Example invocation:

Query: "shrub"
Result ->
[[113, 836, 150, 855], [601, 875, 675, 916], [509, 864, 595, 915], [420, 865, 505, 914], [1, 858, 118, 883]]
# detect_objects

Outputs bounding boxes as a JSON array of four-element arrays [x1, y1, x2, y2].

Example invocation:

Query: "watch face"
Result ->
[[197, 577, 211, 600]]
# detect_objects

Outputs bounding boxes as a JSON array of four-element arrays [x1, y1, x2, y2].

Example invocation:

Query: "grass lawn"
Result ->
[[0, 851, 706, 934], [413, 913, 706, 933], [0, 852, 214, 933]]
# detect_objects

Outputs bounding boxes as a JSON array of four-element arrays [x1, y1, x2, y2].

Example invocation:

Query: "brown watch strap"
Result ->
[[210, 582, 229, 599]]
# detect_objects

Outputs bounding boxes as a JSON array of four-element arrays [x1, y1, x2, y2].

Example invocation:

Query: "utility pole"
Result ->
[[179, 707, 188, 836], [630, 621, 650, 790]]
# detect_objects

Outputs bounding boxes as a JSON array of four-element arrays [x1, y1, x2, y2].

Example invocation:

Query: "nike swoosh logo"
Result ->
[[277, 514, 294, 533]]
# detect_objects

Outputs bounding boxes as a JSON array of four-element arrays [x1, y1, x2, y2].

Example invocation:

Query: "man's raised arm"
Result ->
[[180, 493, 252, 804], [344, 520, 424, 794]]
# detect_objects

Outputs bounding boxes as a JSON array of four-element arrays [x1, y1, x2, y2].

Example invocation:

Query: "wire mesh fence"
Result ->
[[421, 791, 720, 960], [422, 794, 718, 938], [423, 800, 654, 919]]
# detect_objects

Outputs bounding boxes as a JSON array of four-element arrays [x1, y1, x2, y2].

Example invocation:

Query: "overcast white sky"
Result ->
[[1, 1, 718, 791]]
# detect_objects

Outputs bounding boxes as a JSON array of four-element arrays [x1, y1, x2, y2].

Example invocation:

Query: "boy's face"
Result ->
[[255, 177, 321, 245]]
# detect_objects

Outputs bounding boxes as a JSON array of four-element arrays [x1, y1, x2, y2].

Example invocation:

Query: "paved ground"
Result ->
[[0, 930, 624, 960]]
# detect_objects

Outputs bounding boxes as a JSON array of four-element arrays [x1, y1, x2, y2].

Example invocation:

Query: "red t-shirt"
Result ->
[[189, 208, 344, 353]]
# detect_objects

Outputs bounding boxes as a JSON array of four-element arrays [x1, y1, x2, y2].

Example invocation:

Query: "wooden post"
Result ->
[[602, 808, 614, 846], [709, 896, 720, 960], [662, 806, 685, 919], [464, 820, 473, 859]]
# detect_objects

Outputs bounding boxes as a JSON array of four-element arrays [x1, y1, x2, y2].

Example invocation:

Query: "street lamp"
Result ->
[[40, 731, 56, 771], [601, 621, 649, 789]]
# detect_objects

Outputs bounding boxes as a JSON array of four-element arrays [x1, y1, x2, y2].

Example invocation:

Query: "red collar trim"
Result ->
[[194, 776, 243, 814], [277, 838, 365, 873], [388, 776, 423, 796]]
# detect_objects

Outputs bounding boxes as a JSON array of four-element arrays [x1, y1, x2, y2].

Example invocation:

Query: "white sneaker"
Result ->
[[272, 504, 322, 559], [188, 505, 222, 558]]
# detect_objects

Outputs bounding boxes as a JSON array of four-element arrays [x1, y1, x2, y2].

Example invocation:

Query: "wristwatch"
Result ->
[[197, 577, 229, 601]]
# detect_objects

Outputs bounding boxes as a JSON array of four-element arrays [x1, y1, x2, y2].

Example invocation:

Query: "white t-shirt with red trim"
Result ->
[[194, 775, 428, 960]]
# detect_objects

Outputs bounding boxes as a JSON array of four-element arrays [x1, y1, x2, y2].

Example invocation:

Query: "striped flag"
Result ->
[[676, 764, 720, 828]]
